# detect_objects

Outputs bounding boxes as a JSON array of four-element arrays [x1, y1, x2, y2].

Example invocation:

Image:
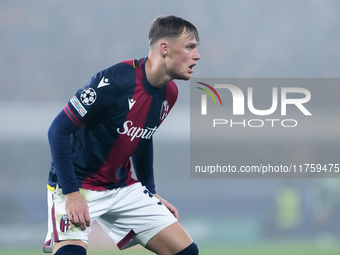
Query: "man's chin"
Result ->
[[175, 74, 191, 81]]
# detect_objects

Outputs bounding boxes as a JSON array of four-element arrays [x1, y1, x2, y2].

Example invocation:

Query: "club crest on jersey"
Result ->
[[80, 88, 97, 105], [60, 214, 71, 233], [160, 100, 169, 120]]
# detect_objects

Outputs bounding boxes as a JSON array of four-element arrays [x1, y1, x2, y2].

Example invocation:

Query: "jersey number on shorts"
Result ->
[[143, 189, 162, 205]]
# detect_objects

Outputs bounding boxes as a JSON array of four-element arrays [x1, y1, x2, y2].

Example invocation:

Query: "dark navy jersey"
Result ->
[[47, 57, 178, 194]]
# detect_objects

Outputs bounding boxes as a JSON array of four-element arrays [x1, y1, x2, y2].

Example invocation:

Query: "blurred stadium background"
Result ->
[[1, 0, 340, 254]]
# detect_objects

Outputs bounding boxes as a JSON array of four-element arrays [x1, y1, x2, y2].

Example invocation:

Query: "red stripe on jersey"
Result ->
[[81, 62, 152, 189], [63, 104, 84, 128], [161, 81, 178, 124], [165, 81, 178, 107]]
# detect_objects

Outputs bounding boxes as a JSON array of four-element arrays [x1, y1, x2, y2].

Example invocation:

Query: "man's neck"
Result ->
[[144, 54, 172, 88]]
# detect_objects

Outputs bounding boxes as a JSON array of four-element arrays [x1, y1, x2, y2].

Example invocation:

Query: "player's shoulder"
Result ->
[[107, 58, 140, 74], [87, 58, 142, 91], [102, 59, 140, 85]]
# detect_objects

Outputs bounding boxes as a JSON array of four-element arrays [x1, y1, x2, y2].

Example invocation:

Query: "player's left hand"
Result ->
[[153, 194, 179, 219]]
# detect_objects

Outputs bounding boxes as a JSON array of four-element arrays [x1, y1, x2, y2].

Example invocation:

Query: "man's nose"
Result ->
[[193, 48, 201, 60]]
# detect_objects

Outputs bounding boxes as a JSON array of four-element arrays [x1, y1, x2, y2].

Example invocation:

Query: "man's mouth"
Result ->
[[189, 64, 196, 72]]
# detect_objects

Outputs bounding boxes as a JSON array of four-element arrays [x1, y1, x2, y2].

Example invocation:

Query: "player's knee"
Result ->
[[54, 245, 86, 255], [175, 242, 199, 255]]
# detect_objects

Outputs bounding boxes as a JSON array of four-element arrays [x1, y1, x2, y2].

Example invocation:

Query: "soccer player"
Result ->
[[43, 15, 200, 255]]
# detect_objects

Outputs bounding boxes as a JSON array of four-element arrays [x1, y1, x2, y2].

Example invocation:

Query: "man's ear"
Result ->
[[159, 40, 168, 58]]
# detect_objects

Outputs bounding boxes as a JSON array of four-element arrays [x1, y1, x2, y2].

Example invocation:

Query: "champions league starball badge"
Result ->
[[81, 88, 97, 105]]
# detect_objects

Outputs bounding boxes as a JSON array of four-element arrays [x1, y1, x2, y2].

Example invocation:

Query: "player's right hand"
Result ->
[[65, 191, 91, 231]]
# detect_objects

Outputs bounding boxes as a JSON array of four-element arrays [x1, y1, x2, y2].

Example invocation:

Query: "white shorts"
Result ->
[[44, 182, 177, 251]]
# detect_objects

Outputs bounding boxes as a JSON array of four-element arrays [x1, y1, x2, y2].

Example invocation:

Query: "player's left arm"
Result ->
[[132, 138, 179, 219], [131, 138, 156, 193]]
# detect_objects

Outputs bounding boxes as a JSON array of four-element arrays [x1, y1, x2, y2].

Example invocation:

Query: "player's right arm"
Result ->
[[48, 110, 80, 194], [48, 109, 90, 229], [48, 63, 128, 229], [48, 67, 118, 193]]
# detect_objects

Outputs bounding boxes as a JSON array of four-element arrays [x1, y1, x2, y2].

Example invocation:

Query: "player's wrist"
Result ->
[[61, 184, 80, 195], [65, 190, 80, 196]]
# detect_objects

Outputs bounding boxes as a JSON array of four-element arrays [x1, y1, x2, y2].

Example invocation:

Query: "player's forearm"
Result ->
[[131, 138, 156, 194], [48, 110, 80, 194]]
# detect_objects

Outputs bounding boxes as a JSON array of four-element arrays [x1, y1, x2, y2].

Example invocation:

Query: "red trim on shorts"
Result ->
[[44, 239, 51, 248], [51, 203, 59, 242], [117, 230, 136, 250]]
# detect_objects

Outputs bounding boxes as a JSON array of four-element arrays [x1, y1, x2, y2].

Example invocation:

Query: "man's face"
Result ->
[[166, 32, 200, 80]]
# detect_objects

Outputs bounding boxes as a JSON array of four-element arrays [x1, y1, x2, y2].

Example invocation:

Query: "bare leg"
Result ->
[[145, 222, 193, 255]]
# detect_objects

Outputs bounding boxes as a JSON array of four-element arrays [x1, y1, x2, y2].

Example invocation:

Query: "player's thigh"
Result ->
[[145, 222, 193, 255], [53, 240, 87, 255]]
